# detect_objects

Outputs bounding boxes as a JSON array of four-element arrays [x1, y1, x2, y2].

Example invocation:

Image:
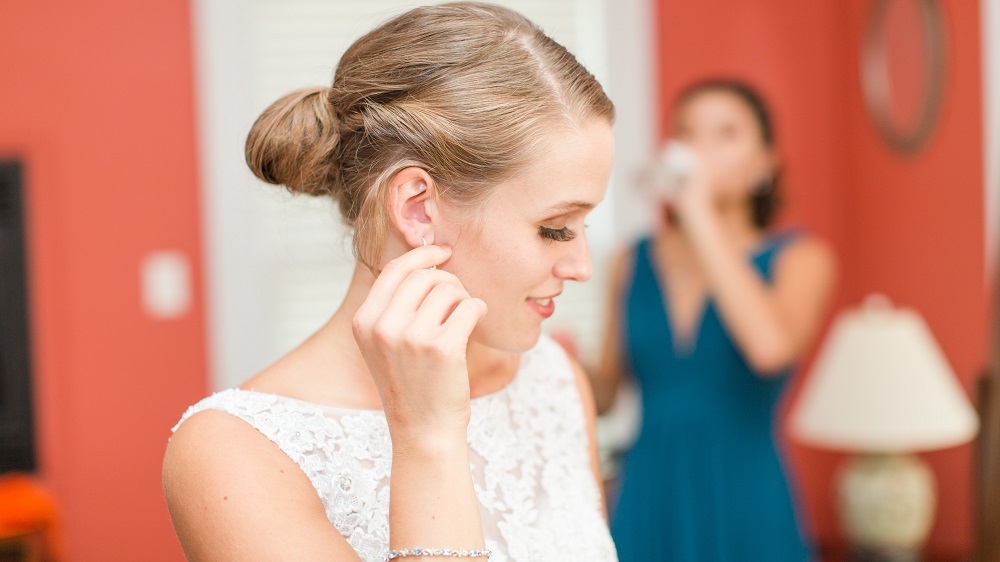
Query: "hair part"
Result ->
[[245, 2, 615, 270]]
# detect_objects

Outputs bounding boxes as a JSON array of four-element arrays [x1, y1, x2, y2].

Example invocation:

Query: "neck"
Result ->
[[712, 197, 762, 243], [325, 263, 519, 400]]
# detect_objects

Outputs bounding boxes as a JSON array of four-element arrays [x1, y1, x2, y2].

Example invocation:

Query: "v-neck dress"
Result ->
[[610, 232, 811, 562]]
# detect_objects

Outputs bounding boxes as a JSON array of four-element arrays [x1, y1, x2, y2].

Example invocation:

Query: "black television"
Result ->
[[0, 160, 36, 472]]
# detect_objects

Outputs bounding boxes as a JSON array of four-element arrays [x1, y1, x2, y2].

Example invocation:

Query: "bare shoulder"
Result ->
[[557, 343, 607, 515], [773, 233, 837, 284], [608, 243, 638, 290], [555, 344, 599, 441], [564, 350, 597, 415], [164, 409, 297, 488], [163, 409, 357, 561]]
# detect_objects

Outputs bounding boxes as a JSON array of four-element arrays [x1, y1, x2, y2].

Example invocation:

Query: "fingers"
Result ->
[[387, 268, 466, 317], [366, 245, 452, 306], [440, 297, 488, 346], [550, 330, 579, 358], [365, 268, 466, 338], [409, 282, 469, 330], [355, 244, 483, 349], [356, 245, 453, 330]]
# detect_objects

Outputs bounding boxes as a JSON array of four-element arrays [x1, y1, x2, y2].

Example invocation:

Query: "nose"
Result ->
[[553, 234, 592, 282]]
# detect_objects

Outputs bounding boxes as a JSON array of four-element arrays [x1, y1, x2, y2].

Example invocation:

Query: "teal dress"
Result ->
[[610, 232, 811, 562]]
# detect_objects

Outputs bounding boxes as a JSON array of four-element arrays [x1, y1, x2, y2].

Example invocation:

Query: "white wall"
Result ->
[[192, 0, 269, 391], [605, 0, 658, 247]]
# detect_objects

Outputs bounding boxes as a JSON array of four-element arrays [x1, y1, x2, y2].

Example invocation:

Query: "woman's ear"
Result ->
[[765, 150, 781, 176], [386, 166, 440, 248], [751, 149, 780, 186]]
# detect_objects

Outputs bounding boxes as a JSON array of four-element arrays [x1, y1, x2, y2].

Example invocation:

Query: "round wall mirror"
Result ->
[[861, 0, 946, 154]]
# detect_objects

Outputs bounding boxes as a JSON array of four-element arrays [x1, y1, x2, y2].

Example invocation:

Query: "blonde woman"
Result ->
[[163, 3, 618, 561]]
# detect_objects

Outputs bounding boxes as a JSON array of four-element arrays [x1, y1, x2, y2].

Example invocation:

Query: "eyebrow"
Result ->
[[541, 200, 595, 216]]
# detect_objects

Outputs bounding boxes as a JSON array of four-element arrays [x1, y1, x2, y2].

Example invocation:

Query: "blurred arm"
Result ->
[[591, 248, 634, 414], [681, 202, 837, 376], [568, 352, 609, 519]]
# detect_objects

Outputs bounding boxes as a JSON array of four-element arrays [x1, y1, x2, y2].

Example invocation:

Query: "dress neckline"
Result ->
[[234, 336, 543, 415], [643, 230, 791, 357]]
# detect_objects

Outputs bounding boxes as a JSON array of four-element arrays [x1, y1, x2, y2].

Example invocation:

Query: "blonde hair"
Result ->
[[245, 2, 615, 270]]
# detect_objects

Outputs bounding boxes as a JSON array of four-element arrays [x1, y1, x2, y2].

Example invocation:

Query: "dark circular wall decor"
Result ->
[[861, 0, 947, 154]]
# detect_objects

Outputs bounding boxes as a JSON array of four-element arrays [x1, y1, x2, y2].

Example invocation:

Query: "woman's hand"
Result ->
[[670, 149, 715, 223], [550, 329, 580, 361], [352, 244, 488, 448], [353, 244, 491, 552]]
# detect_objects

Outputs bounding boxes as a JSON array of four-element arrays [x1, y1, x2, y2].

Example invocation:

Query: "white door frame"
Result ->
[[985, 0, 999, 279]]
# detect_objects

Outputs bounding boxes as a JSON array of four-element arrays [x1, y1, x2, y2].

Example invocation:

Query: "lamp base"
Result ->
[[849, 545, 921, 562], [838, 453, 935, 553]]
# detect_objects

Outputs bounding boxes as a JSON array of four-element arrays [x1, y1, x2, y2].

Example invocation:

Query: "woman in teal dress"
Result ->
[[593, 81, 836, 561]]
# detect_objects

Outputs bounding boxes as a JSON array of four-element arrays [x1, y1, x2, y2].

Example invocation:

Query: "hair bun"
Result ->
[[245, 86, 341, 196]]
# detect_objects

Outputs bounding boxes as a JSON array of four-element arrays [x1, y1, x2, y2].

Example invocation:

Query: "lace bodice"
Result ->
[[172, 335, 618, 562]]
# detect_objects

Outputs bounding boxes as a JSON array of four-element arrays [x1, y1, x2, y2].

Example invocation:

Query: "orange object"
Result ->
[[0, 473, 62, 561]]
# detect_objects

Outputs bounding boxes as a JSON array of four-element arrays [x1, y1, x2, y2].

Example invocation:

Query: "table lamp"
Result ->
[[790, 295, 979, 559]]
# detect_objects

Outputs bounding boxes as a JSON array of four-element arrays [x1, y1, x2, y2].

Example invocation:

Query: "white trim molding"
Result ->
[[985, 0, 999, 279]]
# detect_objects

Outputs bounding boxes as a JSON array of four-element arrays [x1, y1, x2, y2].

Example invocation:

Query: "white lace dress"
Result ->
[[172, 335, 618, 562]]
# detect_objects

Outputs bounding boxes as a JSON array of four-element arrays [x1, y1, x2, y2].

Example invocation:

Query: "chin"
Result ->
[[470, 320, 543, 354]]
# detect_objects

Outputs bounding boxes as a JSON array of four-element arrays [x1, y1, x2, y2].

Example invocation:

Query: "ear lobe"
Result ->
[[750, 151, 780, 187], [765, 150, 781, 176], [386, 166, 438, 248]]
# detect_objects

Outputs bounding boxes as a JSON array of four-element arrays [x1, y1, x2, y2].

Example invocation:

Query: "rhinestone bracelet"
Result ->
[[384, 547, 493, 561]]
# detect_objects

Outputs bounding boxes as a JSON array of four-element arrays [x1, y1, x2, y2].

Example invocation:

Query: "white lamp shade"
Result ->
[[791, 299, 979, 452]]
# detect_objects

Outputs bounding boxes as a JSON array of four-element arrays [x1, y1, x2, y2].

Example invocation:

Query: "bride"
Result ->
[[163, 3, 618, 561]]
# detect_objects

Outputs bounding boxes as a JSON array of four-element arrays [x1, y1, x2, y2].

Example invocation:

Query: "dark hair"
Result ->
[[674, 79, 782, 229]]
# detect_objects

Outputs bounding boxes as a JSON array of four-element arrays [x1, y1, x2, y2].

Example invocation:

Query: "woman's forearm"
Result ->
[[591, 369, 621, 415], [388, 433, 486, 557], [681, 203, 795, 374]]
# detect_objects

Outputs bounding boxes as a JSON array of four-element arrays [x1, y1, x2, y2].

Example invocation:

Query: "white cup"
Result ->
[[638, 140, 698, 201]]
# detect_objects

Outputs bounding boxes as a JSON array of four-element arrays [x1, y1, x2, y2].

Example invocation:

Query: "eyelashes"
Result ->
[[539, 226, 577, 242]]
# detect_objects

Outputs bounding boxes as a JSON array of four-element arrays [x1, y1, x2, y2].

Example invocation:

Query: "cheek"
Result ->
[[711, 144, 760, 189], [449, 228, 539, 302]]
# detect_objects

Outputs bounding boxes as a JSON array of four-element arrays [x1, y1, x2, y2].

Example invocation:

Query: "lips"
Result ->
[[527, 296, 556, 319]]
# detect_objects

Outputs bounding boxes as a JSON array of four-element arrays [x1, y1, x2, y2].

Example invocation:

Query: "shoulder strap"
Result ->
[[754, 229, 805, 281]]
